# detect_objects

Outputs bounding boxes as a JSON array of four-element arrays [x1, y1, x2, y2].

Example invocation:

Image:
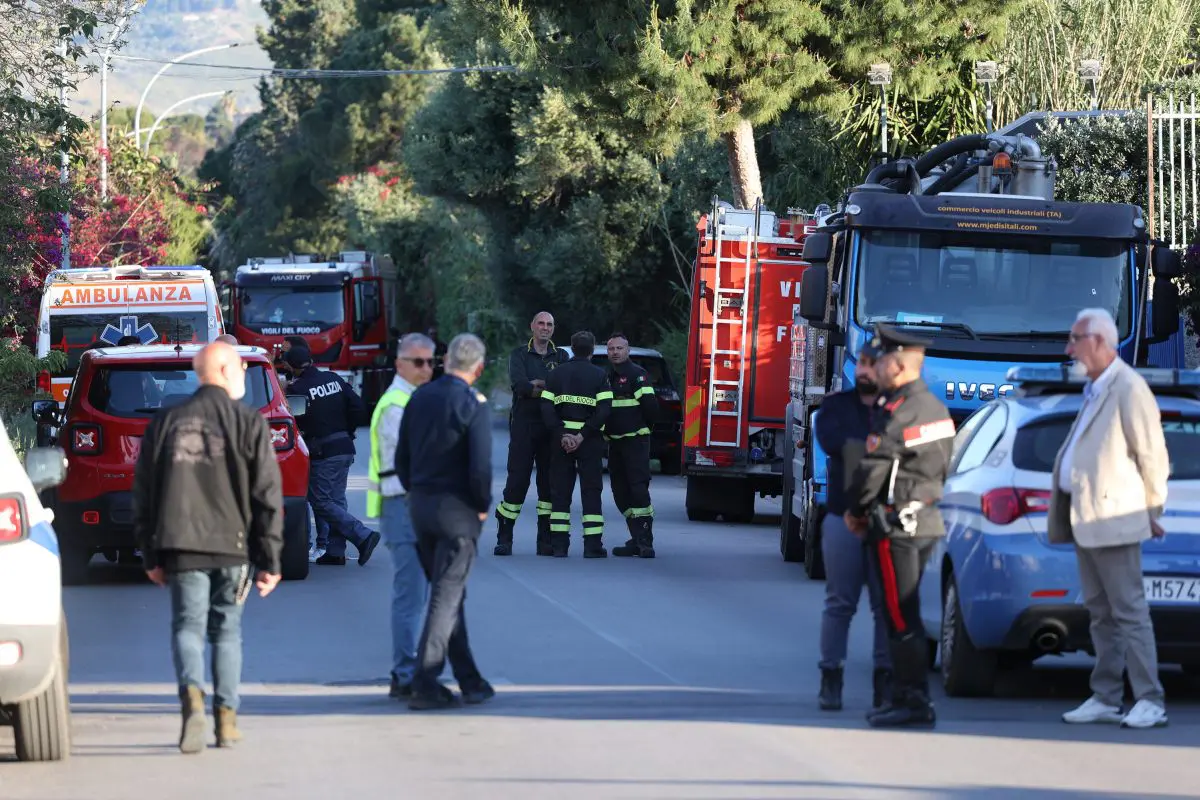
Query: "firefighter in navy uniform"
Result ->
[[541, 330, 612, 558], [844, 324, 955, 729], [285, 347, 381, 566], [493, 311, 569, 556], [604, 333, 658, 558]]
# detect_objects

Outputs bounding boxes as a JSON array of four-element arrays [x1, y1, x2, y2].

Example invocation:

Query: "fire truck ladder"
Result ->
[[705, 197, 760, 449]]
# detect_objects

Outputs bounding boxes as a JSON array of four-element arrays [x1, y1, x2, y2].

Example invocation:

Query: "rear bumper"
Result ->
[[1000, 604, 1200, 665], [0, 623, 59, 705]]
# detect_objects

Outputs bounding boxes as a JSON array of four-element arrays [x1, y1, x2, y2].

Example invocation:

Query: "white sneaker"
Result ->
[[1062, 696, 1123, 724], [308, 544, 326, 563], [1121, 699, 1168, 729]]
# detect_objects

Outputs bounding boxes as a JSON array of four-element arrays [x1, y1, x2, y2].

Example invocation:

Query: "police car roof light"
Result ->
[[1006, 365, 1200, 395]]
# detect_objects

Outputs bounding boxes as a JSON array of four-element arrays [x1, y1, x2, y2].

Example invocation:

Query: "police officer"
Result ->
[[493, 311, 569, 556], [843, 324, 955, 729], [813, 336, 891, 712], [285, 347, 381, 567], [541, 330, 612, 558], [603, 333, 658, 559]]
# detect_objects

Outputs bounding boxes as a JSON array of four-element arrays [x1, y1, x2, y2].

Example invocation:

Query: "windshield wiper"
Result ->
[[891, 320, 978, 340], [978, 330, 1068, 340]]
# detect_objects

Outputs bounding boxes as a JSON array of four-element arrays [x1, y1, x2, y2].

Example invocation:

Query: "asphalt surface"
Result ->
[[4, 424, 1200, 799]]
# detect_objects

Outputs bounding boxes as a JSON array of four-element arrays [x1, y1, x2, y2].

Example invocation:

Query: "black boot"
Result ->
[[612, 517, 640, 557], [866, 688, 936, 729], [818, 667, 844, 711], [583, 534, 608, 559], [872, 668, 893, 710], [635, 517, 655, 559], [536, 516, 554, 557], [493, 517, 514, 556], [552, 532, 570, 558]]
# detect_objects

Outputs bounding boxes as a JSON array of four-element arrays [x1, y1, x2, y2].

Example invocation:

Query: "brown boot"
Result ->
[[178, 685, 207, 754], [215, 706, 242, 748]]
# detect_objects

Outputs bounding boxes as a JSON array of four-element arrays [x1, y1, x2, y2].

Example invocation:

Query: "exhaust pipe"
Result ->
[[1032, 623, 1067, 653]]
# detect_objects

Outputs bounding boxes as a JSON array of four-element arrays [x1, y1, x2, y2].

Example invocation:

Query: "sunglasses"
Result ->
[[401, 357, 437, 368]]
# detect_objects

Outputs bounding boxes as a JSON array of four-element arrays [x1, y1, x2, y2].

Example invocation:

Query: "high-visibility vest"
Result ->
[[366, 387, 411, 519]]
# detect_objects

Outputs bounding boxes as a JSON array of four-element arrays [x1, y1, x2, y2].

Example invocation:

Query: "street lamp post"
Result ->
[[134, 42, 241, 150], [975, 60, 1000, 133], [143, 91, 228, 154], [58, 38, 70, 270], [100, 4, 138, 201], [1079, 58, 1102, 111], [867, 62, 893, 160]]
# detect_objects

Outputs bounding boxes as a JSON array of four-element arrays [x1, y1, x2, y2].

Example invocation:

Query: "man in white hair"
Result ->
[[1050, 308, 1170, 729]]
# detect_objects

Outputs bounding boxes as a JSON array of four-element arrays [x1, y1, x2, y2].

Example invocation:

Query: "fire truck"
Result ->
[[224, 251, 398, 407], [682, 198, 820, 522]]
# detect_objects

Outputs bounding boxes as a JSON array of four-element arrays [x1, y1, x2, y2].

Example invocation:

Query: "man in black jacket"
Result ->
[[396, 332, 495, 710], [604, 333, 658, 559], [133, 341, 284, 754], [541, 330, 612, 558], [493, 311, 569, 557]]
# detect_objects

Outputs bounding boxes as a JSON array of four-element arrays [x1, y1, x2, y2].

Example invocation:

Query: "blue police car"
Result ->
[[920, 366, 1200, 697]]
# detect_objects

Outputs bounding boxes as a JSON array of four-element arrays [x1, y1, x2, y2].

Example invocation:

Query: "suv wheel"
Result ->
[[13, 620, 71, 761], [941, 575, 998, 697], [280, 509, 311, 581], [59, 543, 91, 587]]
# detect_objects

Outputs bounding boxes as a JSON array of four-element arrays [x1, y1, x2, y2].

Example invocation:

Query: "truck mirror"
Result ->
[[1151, 279, 1181, 340], [799, 265, 829, 324], [1151, 245, 1183, 279], [24, 447, 68, 492], [802, 232, 832, 264], [286, 394, 308, 417]]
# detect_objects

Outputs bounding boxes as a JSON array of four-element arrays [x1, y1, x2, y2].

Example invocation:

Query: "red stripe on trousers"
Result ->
[[876, 538, 907, 634]]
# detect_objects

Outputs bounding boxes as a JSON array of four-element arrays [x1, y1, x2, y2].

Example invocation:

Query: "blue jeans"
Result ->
[[169, 565, 249, 711], [309, 454, 373, 557], [819, 514, 891, 670], [382, 495, 428, 683]]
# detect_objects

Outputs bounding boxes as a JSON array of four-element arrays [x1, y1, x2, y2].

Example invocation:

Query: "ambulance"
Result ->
[[35, 265, 224, 404]]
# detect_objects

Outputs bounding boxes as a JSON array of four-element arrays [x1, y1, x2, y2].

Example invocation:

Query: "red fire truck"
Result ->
[[223, 251, 398, 407], [682, 198, 819, 522]]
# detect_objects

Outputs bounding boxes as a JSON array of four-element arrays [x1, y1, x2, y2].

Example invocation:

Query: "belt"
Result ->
[[311, 431, 351, 445]]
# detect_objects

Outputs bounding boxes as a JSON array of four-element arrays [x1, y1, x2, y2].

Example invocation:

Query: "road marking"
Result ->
[[489, 564, 684, 687]]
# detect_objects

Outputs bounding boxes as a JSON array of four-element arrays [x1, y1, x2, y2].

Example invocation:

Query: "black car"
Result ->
[[560, 345, 682, 474]]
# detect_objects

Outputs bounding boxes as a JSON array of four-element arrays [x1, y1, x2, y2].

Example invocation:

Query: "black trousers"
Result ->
[[866, 536, 935, 700], [608, 436, 653, 521], [549, 436, 605, 538], [497, 416, 553, 524], [408, 492, 485, 695]]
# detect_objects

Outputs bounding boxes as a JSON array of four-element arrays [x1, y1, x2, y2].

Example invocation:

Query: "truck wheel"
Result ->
[[724, 486, 755, 524], [802, 485, 825, 580], [779, 445, 804, 562], [59, 541, 91, 587], [281, 507, 311, 581], [685, 476, 718, 522], [941, 576, 997, 697], [13, 623, 71, 762]]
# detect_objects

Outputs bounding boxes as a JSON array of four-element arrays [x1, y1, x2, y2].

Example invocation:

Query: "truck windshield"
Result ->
[[854, 230, 1132, 339], [48, 312, 210, 378], [238, 286, 345, 328]]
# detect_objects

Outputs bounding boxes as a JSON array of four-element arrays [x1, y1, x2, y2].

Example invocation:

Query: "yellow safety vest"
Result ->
[[366, 387, 411, 519]]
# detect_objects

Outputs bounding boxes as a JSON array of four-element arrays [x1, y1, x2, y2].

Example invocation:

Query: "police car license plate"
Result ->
[[1143, 576, 1200, 604]]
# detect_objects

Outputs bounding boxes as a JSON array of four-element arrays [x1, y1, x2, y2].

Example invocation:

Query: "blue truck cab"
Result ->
[[779, 131, 1186, 576]]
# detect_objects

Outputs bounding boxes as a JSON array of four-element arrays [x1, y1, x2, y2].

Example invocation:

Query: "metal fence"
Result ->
[[1148, 93, 1200, 250]]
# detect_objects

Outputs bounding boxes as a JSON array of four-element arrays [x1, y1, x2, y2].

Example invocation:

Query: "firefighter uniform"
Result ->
[[846, 324, 954, 729], [494, 339, 570, 556], [605, 359, 658, 558], [286, 349, 381, 566], [540, 353, 612, 558]]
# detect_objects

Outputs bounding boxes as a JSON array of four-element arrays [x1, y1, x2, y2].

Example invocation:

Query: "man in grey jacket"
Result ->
[[1050, 308, 1170, 729], [134, 341, 284, 753]]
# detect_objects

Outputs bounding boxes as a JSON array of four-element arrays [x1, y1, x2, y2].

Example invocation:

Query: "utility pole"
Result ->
[[100, 4, 138, 200], [868, 63, 892, 161], [58, 38, 70, 270]]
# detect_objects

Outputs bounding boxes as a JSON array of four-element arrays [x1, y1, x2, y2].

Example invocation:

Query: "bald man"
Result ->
[[493, 311, 569, 556], [133, 341, 284, 753], [215, 334, 239, 345]]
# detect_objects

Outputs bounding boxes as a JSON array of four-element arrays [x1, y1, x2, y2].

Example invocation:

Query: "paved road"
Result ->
[[4, 425, 1200, 799]]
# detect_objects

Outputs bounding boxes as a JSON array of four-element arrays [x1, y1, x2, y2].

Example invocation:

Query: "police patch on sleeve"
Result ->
[[866, 433, 880, 453]]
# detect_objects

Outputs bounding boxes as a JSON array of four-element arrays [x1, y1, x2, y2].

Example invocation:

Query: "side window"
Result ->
[[353, 280, 382, 338], [953, 404, 1009, 474], [948, 405, 992, 471]]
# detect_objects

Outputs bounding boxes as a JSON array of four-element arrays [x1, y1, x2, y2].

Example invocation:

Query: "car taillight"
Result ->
[[981, 487, 1052, 526], [269, 419, 295, 452], [69, 423, 103, 455], [36, 370, 51, 394], [0, 494, 27, 544]]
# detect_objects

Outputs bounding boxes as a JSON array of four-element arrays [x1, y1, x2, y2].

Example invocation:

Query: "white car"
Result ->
[[921, 366, 1200, 697], [0, 419, 71, 760]]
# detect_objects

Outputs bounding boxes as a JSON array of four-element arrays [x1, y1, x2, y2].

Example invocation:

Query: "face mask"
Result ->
[[1067, 360, 1088, 379], [855, 377, 878, 395]]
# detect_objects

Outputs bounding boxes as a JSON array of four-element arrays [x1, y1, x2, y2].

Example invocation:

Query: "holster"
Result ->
[[866, 504, 895, 543]]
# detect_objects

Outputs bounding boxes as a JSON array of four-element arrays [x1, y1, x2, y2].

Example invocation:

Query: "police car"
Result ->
[[921, 366, 1200, 697], [0, 419, 71, 760]]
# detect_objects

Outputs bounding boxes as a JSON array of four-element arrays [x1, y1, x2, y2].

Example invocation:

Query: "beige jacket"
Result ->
[[1048, 359, 1169, 548]]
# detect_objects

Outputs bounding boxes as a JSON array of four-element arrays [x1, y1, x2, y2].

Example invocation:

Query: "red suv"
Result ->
[[33, 344, 312, 585]]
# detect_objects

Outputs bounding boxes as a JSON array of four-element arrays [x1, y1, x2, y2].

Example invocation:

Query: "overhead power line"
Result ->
[[108, 55, 518, 79]]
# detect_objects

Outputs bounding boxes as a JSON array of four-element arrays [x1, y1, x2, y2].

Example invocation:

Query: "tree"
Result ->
[[467, 0, 1015, 207]]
